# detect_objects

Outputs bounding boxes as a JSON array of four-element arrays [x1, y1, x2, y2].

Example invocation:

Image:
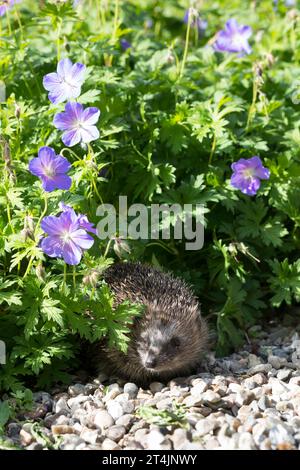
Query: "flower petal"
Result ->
[[62, 129, 82, 147], [57, 58, 73, 78], [53, 111, 75, 131], [48, 174, 72, 191], [41, 216, 64, 236], [79, 125, 100, 143], [53, 155, 72, 173], [82, 107, 100, 126], [43, 72, 61, 92], [62, 240, 83, 265], [29, 157, 45, 177], [70, 63, 86, 84], [41, 236, 63, 258], [71, 229, 94, 249]]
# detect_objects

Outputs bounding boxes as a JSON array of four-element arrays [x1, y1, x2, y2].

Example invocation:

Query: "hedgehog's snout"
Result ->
[[137, 323, 182, 372], [143, 353, 158, 370]]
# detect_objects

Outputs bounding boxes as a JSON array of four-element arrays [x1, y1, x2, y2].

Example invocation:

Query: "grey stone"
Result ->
[[101, 438, 121, 450], [123, 383, 139, 398], [201, 390, 221, 404], [94, 410, 115, 431], [107, 401, 124, 420], [171, 428, 189, 449], [238, 432, 256, 450], [80, 428, 99, 445], [67, 395, 89, 410], [55, 397, 69, 414], [195, 418, 218, 436], [106, 425, 126, 442], [150, 382, 164, 394], [115, 414, 135, 430], [68, 383, 86, 396], [248, 364, 272, 375], [60, 435, 85, 450]]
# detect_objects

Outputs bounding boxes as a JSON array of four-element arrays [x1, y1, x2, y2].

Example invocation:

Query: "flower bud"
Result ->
[[113, 237, 131, 259], [36, 263, 46, 282]]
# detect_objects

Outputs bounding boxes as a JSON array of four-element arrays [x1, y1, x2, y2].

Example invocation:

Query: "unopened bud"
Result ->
[[265, 53, 275, 67], [15, 103, 21, 119], [113, 237, 131, 259], [83, 269, 99, 287], [36, 263, 46, 282], [24, 215, 35, 232]]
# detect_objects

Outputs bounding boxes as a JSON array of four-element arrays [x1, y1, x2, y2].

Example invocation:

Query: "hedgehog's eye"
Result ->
[[170, 336, 181, 349]]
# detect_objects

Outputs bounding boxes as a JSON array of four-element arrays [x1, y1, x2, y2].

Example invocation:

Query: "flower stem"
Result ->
[[6, 203, 15, 233], [209, 134, 217, 165], [63, 264, 67, 291], [107, 0, 120, 66], [112, 0, 120, 43], [5, 10, 12, 36], [34, 193, 48, 239], [103, 238, 113, 258], [246, 76, 258, 131], [23, 193, 48, 279], [56, 19, 62, 62], [14, 6, 24, 41], [23, 256, 34, 278], [72, 266, 76, 290], [179, 9, 192, 79]]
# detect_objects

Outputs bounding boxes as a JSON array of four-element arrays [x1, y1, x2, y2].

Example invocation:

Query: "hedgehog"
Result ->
[[98, 262, 208, 384]]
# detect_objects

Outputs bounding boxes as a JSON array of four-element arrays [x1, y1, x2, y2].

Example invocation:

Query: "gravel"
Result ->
[[2, 321, 300, 450]]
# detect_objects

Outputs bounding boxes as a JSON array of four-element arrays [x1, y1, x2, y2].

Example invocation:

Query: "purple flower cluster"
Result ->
[[214, 19, 252, 55], [41, 205, 95, 265], [27, 55, 101, 266], [43, 58, 100, 147], [230, 156, 270, 196], [0, 0, 20, 17]]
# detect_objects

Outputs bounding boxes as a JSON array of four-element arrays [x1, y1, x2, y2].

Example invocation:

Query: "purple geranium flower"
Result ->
[[120, 39, 132, 51], [0, 0, 20, 16], [29, 146, 72, 192], [41, 206, 95, 265], [214, 19, 252, 55], [230, 156, 270, 196], [43, 58, 86, 105], [53, 102, 100, 147], [59, 203, 97, 234], [183, 8, 207, 34]]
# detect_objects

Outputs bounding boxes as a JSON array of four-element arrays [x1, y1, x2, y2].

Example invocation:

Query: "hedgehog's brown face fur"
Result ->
[[134, 310, 206, 376]]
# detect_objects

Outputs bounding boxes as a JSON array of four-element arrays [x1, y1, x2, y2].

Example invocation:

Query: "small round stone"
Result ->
[[106, 425, 126, 442], [123, 383, 139, 398], [68, 383, 86, 396], [107, 401, 124, 420], [150, 382, 164, 394], [94, 410, 115, 431]]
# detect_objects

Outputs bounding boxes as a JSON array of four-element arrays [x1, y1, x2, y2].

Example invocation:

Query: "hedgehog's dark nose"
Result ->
[[145, 358, 157, 368]]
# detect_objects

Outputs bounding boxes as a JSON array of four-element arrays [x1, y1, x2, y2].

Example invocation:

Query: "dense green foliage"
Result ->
[[0, 0, 300, 393]]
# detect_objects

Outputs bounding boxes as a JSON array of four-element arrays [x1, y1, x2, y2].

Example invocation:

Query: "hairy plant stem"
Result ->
[[246, 77, 258, 131], [56, 19, 62, 62], [103, 238, 113, 258], [209, 134, 217, 166], [5, 10, 12, 36], [179, 10, 192, 79], [23, 193, 48, 278], [72, 266, 76, 290]]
